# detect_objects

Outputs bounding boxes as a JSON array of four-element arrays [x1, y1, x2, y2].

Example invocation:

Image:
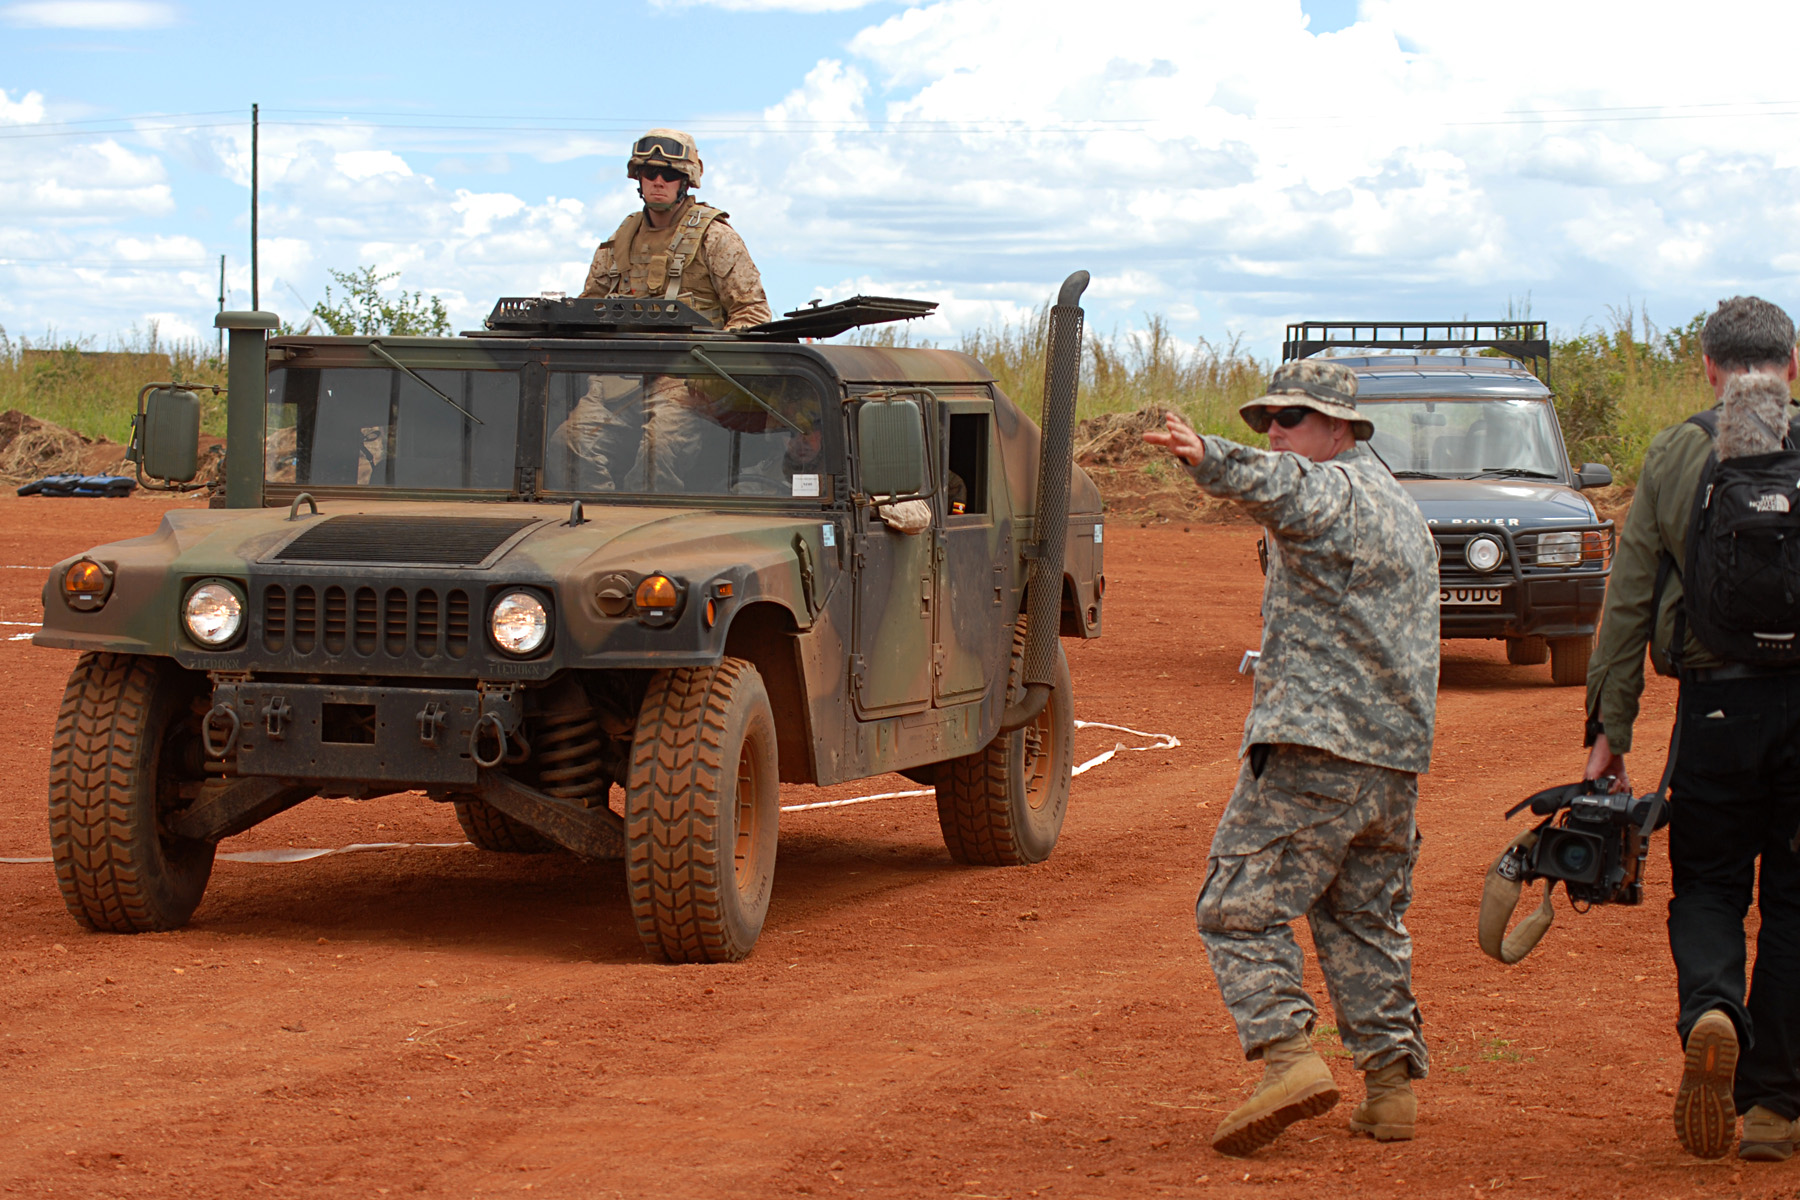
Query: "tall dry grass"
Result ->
[[0, 324, 228, 445]]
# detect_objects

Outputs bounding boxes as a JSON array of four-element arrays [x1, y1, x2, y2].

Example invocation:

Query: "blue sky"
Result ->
[[5, 0, 1800, 359]]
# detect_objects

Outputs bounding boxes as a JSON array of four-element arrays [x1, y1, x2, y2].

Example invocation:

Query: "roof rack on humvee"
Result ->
[[480, 294, 938, 341], [1282, 320, 1551, 383]]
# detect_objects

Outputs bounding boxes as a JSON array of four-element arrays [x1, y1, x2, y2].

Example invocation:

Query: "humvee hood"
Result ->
[[1400, 479, 1596, 528]]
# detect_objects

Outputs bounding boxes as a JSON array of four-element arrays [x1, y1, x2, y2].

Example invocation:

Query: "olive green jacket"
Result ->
[[1585, 413, 1722, 754]]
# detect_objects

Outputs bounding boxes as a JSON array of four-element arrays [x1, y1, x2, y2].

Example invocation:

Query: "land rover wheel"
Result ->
[[1549, 635, 1594, 686], [625, 658, 779, 963], [1506, 636, 1549, 666], [936, 625, 1074, 866], [452, 798, 559, 854], [48, 653, 215, 933]]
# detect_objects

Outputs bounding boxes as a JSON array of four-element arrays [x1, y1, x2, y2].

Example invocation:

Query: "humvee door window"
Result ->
[[266, 367, 520, 490], [542, 369, 827, 497], [1361, 399, 1564, 481], [946, 412, 989, 516]]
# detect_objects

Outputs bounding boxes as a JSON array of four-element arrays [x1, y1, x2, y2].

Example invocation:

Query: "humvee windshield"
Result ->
[[265, 363, 828, 498], [1362, 398, 1564, 480]]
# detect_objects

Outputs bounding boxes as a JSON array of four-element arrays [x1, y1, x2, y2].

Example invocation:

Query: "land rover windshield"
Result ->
[[1362, 398, 1565, 481], [265, 357, 829, 499]]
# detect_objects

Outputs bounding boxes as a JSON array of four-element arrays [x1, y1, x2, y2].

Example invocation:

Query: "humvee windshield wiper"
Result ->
[[1476, 467, 1559, 480], [367, 340, 483, 425], [1390, 470, 1443, 479], [688, 348, 801, 433]]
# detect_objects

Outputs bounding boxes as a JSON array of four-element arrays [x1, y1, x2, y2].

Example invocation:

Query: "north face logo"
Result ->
[[1751, 493, 1792, 514]]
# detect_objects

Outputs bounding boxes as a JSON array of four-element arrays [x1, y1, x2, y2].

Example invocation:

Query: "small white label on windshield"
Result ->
[[821, 523, 836, 548], [792, 474, 820, 498], [1094, 523, 1104, 543]]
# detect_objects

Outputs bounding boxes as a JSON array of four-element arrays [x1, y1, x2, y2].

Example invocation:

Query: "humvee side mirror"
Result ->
[[858, 398, 926, 497], [1576, 462, 1613, 489], [134, 385, 200, 485]]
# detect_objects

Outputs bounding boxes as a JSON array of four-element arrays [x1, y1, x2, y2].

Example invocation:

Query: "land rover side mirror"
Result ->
[[1576, 462, 1614, 489], [132, 385, 200, 485], [858, 397, 927, 497]]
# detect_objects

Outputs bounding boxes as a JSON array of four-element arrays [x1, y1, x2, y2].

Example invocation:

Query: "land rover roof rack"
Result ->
[[1282, 320, 1550, 381], [744, 295, 939, 341]]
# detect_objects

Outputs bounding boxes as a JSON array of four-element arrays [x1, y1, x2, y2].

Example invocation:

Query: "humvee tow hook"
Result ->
[[999, 269, 1088, 734]]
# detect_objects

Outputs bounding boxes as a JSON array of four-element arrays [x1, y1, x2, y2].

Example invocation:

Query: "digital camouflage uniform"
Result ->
[[1185, 388, 1439, 1077]]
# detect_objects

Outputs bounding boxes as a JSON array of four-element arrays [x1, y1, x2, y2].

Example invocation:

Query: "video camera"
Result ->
[[1498, 777, 1670, 907], [1478, 777, 1671, 964]]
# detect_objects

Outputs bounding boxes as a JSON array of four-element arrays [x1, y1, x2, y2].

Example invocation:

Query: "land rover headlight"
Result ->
[[1465, 535, 1504, 573], [182, 581, 244, 647], [489, 591, 550, 656], [1537, 531, 1581, 566]]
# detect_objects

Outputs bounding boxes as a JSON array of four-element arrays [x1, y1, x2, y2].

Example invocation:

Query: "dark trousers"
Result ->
[[1668, 673, 1800, 1119]]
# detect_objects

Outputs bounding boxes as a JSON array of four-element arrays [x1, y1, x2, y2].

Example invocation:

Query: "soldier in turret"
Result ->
[[555, 130, 774, 493]]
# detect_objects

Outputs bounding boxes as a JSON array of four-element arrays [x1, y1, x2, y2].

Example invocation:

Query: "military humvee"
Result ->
[[1284, 321, 1615, 685], [35, 274, 1104, 962]]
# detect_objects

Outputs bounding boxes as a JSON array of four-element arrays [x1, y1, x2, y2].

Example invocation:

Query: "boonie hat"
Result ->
[[1240, 359, 1373, 441]]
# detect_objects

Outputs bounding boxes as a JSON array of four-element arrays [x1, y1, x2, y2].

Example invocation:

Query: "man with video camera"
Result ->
[[1583, 296, 1800, 1162]]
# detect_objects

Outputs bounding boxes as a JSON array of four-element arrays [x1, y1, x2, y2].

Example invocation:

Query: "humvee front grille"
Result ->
[[269, 515, 538, 567], [261, 583, 472, 662]]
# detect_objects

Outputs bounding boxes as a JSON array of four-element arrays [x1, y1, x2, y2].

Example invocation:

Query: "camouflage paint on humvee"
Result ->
[[36, 285, 1104, 962]]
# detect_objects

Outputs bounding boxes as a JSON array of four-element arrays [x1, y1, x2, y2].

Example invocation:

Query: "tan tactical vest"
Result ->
[[594, 200, 729, 324]]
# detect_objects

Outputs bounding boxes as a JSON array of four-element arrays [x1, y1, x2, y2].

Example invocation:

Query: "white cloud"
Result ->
[[0, 88, 45, 125], [2, 1, 175, 28]]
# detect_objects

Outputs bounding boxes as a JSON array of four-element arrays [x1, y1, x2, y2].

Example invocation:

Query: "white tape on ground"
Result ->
[[1, 719, 1182, 856]]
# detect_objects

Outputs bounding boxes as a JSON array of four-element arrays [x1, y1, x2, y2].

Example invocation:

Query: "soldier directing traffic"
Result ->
[[579, 128, 771, 330], [1145, 361, 1440, 1157]]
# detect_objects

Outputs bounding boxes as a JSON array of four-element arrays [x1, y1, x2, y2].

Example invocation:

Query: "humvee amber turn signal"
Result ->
[[634, 574, 683, 628], [61, 559, 112, 612]]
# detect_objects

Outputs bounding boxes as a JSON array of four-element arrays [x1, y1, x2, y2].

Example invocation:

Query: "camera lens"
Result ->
[[1552, 837, 1594, 877]]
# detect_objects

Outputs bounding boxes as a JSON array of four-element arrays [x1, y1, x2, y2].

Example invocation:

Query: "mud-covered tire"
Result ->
[[1549, 635, 1593, 686], [48, 653, 215, 933], [452, 798, 559, 854], [935, 627, 1074, 866], [626, 658, 779, 963], [1505, 636, 1548, 666]]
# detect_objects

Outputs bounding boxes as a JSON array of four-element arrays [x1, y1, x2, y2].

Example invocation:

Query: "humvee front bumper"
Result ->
[[212, 681, 490, 786], [1432, 521, 1614, 641]]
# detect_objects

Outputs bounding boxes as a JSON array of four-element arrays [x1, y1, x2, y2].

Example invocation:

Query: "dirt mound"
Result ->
[[1075, 405, 1244, 524], [0, 409, 129, 485]]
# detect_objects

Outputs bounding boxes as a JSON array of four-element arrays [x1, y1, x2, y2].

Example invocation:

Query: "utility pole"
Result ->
[[250, 102, 259, 311], [217, 254, 226, 358]]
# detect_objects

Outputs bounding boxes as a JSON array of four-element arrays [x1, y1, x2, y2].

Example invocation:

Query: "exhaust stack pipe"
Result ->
[[999, 270, 1088, 733]]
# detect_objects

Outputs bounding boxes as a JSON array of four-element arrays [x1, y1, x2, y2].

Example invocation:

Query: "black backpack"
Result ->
[[1678, 407, 1800, 667]]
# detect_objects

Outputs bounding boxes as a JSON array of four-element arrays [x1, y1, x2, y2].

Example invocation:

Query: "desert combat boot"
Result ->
[[1211, 1032, 1341, 1157], [1739, 1106, 1797, 1162], [1675, 1008, 1739, 1159], [1349, 1061, 1416, 1141]]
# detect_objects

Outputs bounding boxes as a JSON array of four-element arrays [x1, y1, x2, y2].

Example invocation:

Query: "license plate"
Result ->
[[1441, 587, 1504, 606]]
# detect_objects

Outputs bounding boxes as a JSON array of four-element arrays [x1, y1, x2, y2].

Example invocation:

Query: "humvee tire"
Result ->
[[1505, 636, 1549, 666], [48, 653, 215, 932], [452, 797, 559, 854], [936, 627, 1074, 866], [1549, 635, 1593, 686], [626, 658, 779, 963]]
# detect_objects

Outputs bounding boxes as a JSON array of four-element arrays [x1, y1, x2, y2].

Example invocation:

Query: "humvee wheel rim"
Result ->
[[733, 735, 770, 900], [1023, 713, 1055, 812]]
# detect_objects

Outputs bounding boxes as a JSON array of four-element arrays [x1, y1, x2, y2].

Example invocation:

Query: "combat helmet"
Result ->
[[627, 129, 703, 188]]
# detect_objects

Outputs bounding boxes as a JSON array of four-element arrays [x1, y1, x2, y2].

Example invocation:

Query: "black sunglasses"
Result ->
[[635, 135, 687, 158], [639, 165, 687, 183], [1269, 406, 1314, 428]]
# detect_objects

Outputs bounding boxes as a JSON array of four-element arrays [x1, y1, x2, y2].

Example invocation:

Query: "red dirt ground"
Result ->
[[3, 490, 1760, 1200]]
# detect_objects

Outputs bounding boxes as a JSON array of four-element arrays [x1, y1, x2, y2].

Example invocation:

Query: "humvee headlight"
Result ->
[[489, 591, 550, 656], [1465, 535, 1504, 573], [634, 573, 685, 628], [61, 559, 113, 612], [182, 581, 244, 647], [1537, 531, 1581, 566]]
